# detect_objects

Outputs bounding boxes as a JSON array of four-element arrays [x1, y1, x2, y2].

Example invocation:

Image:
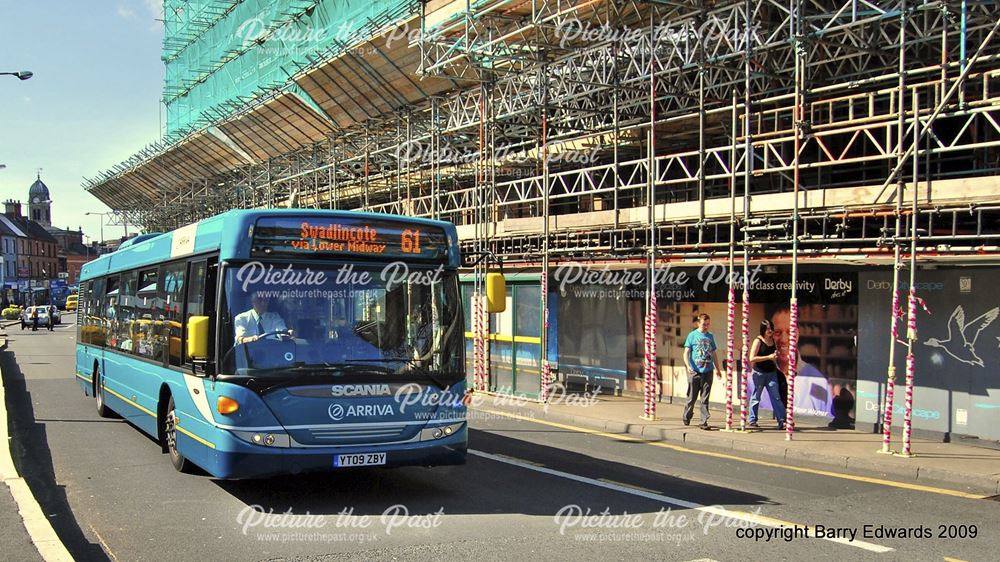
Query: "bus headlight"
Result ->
[[232, 430, 291, 448], [420, 422, 464, 441]]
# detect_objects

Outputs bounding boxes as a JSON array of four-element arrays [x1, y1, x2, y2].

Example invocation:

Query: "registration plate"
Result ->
[[334, 452, 387, 468]]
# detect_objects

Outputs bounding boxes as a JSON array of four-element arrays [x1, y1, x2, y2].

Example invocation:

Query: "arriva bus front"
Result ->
[[74, 209, 498, 479]]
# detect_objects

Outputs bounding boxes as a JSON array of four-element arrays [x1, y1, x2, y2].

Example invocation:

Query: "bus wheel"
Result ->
[[164, 396, 191, 473], [95, 369, 111, 418]]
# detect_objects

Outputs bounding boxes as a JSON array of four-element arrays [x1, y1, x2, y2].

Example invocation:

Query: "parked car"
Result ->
[[65, 294, 78, 312], [20, 306, 61, 329]]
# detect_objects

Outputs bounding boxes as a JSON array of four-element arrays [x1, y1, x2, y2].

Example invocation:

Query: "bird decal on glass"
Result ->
[[923, 305, 998, 368]]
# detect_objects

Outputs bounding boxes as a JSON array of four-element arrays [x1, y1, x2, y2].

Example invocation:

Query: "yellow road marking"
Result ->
[[88, 523, 121, 562], [475, 408, 988, 500]]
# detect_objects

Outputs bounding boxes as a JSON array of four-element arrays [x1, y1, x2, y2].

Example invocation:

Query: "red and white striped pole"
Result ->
[[784, 298, 799, 439], [725, 286, 736, 430], [540, 273, 552, 402], [881, 289, 901, 452], [740, 289, 750, 430], [901, 289, 918, 456], [642, 291, 658, 419], [473, 290, 486, 392], [472, 290, 480, 392]]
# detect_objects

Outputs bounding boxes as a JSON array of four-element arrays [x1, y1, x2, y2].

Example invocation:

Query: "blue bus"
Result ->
[[75, 209, 492, 478]]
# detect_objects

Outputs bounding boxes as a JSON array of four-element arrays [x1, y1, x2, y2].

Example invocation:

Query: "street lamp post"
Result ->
[[85, 211, 108, 244], [0, 71, 33, 81]]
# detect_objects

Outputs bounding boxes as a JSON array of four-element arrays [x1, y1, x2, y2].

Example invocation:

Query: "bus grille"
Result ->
[[307, 425, 407, 441]]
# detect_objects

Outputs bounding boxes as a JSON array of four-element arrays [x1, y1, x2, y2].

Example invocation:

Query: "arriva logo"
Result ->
[[328, 404, 345, 421], [331, 384, 392, 397], [328, 403, 394, 420]]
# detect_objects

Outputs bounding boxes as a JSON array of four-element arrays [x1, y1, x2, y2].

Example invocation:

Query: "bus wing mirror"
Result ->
[[187, 316, 210, 359], [485, 272, 506, 313]]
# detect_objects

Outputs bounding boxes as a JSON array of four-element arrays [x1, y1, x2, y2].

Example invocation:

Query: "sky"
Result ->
[[0, 0, 164, 242]]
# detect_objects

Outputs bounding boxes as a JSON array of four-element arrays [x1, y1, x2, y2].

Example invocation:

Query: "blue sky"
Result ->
[[0, 0, 164, 242]]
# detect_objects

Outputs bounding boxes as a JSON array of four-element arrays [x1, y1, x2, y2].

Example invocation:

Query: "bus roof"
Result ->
[[79, 209, 461, 281]]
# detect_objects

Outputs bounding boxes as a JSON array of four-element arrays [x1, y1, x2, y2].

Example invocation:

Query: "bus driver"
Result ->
[[234, 293, 293, 344]]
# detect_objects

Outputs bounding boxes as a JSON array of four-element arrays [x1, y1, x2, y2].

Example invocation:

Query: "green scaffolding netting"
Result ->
[[163, 0, 415, 135]]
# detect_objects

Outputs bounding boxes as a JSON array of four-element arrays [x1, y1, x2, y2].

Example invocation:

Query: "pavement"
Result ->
[[470, 392, 1000, 497]]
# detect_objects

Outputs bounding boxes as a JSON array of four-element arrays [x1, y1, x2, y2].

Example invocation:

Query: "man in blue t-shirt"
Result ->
[[682, 313, 724, 429]]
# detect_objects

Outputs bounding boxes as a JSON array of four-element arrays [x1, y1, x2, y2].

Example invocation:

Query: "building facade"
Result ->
[[83, 1, 1000, 443], [48, 226, 92, 285], [2, 175, 62, 304]]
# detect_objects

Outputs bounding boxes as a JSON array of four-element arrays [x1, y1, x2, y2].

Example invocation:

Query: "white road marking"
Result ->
[[470, 449, 894, 554]]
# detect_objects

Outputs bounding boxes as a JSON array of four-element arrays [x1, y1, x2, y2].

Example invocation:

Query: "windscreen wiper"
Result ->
[[291, 362, 393, 376], [344, 358, 450, 390]]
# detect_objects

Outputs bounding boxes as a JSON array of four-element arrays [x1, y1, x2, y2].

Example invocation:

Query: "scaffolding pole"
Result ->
[[541, 59, 553, 403], [739, 0, 753, 433], [900, 87, 923, 458], [724, 95, 738, 432], [642, 9, 659, 421], [880, 0, 909, 455], [784, 0, 805, 441]]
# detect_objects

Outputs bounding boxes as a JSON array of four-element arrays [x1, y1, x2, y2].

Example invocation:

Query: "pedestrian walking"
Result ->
[[748, 320, 786, 430], [31, 307, 39, 331], [48, 305, 55, 331], [682, 313, 724, 429]]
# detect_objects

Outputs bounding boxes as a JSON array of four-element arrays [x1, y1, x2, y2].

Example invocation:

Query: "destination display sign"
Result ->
[[251, 216, 449, 261]]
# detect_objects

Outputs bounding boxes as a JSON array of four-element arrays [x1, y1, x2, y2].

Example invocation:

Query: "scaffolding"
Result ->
[[86, 1, 1000, 253], [84, 1, 1000, 431]]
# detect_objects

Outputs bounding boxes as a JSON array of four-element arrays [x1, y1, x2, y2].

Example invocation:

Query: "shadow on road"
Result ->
[[2, 349, 111, 562], [213, 427, 773, 518]]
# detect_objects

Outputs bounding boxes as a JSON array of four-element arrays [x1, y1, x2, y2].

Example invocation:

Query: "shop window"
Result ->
[[514, 285, 541, 338]]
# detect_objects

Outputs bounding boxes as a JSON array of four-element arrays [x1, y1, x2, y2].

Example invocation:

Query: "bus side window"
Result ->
[[117, 271, 138, 354], [104, 276, 121, 348], [184, 259, 216, 366], [90, 278, 106, 348], [78, 281, 90, 344], [135, 269, 158, 359], [161, 263, 186, 367]]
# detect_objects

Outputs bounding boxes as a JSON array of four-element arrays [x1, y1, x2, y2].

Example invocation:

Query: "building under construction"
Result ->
[[85, 1, 1000, 443]]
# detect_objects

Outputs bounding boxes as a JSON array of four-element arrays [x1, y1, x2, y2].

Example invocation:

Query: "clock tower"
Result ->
[[27, 172, 52, 227]]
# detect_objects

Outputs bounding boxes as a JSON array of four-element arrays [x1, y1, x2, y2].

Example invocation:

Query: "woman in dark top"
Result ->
[[748, 320, 786, 429]]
